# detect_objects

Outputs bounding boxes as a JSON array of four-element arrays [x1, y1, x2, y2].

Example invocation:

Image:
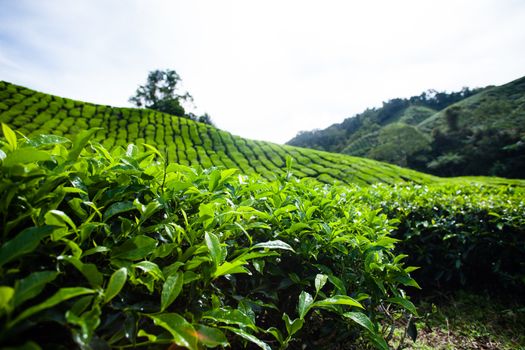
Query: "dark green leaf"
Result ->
[[0, 226, 54, 267], [111, 235, 157, 260], [10, 287, 95, 327], [222, 326, 271, 350], [13, 271, 59, 308], [103, 201, 136, 221]]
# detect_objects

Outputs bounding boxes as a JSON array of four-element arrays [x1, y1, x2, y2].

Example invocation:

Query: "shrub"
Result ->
[[361, 183, 525, 292], [0, 125, 422, 349]]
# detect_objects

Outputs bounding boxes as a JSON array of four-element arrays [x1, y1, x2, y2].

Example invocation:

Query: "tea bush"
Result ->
[[0, 125, 418, 349], [360, 184, 525, 292]]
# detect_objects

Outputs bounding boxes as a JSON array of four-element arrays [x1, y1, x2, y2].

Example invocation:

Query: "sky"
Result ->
[[1, 0, 525, 144]]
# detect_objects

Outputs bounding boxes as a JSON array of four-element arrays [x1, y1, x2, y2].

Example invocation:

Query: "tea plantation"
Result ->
[[0, 81, 524, 349], [0, 81, 454, 186]]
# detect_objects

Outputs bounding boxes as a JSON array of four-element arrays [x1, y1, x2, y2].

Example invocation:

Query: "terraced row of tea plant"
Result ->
[[0, 81, 440, 186], [0, 127, 421, 349], [1, 126, 524, 349]]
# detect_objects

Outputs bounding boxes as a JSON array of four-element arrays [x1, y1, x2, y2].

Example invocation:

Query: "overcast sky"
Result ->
[[1, 0, 524, 144]]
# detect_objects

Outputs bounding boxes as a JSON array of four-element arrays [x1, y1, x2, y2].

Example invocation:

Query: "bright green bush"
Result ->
[[0, 126, 420, 349]]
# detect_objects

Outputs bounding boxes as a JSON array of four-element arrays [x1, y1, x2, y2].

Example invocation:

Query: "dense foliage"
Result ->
[[287, 76, 525, 179], [0, 126, 421, 349], [359, 184, 525, 293], [0, 80, 437, 186]]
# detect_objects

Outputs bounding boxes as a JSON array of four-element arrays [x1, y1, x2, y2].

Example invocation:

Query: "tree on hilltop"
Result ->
[[130, 69, 213, 125]]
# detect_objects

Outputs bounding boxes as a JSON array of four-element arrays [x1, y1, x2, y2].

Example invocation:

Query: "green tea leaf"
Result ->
[[343, 312, 375, 333], [45, 210, 77, 231], [213, 260, 249, 278], [148, 313, 198, 350], [274, 204, 297, 216], [387, 297, 419, 316], [2, 123, 17, 151], [133, 261, 164, 280], [104, 268, 127, 303], [13, 271, 59, 308], [205, 232, 223, 269], [195, 324, 229, 347], [103, 201, 135, 221], [282, 313, 304, 337], [60, 256, 103, 287], [252, 240, 295, 252], [203, 308, 256, 329], [298, 291, 314, 319], [161, 272, 184, 312], [67, 128, 101, 161], [315, 274, 328, 294], [0, 226, 54, 267], [2, 148, 51, 166], [0, 286, 14, 312], [10, 287, 95, 327], [222, 326, 271, 350], [313, 295, 364, 309], [26, 134, 70, 148], [111, 235, 157, 260]]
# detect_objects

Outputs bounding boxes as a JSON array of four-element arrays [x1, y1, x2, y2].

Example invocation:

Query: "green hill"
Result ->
[[287, 76, 525, 178], [1, 80, 523, 187], [0, 81, 436, 186]]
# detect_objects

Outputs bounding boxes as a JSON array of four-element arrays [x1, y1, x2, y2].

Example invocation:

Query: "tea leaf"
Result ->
[[387, 296, 419, 316], [298, 291, 314, 319], [10, 287, 95, 327], [222, 326, 271, 350], [343, 312, 375, 333], [205, 232, 223, 269], [0, 226, 54, 267], [111, 235, 157, 260], [252, 240, 295, 252], [313, 295, 364, 309], [104, 268, 127, 303], [148, 313, 198, 350], [161, 271, 184, 311], [2, 123, 17, 150], [0, 286, 14, 312], [67, 128, 101, 161], [195, 324, 229, 347], [315, 274, 328, 294], [2, 148, 51, 166], [13, 271, 60, 308]]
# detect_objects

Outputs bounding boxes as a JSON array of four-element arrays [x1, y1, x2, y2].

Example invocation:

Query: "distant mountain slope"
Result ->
[[287, 76, 525, 178], [0, 81, 440, 186]]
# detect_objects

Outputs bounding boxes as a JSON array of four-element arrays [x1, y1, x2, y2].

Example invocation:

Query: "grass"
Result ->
[[391, 291, 525, 350]]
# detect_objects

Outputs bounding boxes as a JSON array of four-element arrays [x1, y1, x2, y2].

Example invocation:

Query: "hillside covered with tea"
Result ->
[[0, 81, 437, 187]]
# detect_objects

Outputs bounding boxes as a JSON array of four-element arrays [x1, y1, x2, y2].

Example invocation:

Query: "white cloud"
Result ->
[[1, 0, 524, 143]]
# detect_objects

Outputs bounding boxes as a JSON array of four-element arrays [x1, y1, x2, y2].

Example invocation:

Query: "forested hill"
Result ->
[[287, 76, 525, 178]]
